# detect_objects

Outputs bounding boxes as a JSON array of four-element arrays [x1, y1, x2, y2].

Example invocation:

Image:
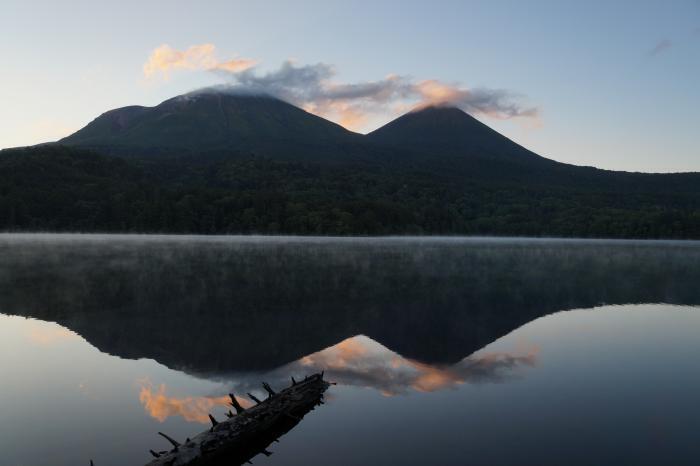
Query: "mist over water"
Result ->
[[1, 235, 700, 465]]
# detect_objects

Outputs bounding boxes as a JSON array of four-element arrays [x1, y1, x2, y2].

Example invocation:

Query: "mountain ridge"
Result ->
[[60, 91, 557, 167], [60, 92, 363, 160]]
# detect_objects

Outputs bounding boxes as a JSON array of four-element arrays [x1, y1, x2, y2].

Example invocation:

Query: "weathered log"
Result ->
[[158, 432, 181, 449], [261, 382, 275, 398], [145, 372, 330, 466], [228, 394, 245, 414]]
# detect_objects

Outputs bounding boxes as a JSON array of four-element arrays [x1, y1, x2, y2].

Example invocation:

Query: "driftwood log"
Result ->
[[143, 372, 330, 466]]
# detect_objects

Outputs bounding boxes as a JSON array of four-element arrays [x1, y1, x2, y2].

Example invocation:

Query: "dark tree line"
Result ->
[[1, 145, 700, 238]]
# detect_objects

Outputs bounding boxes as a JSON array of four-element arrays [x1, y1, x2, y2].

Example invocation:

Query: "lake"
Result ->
[[1, 234, 700, 465]]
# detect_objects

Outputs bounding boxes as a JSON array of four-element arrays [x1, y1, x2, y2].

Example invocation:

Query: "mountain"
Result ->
[[60, 92, 362, 160], [368, 105, 545, 163], [3, 90, 700, 238], [60, 94, 549, 167]]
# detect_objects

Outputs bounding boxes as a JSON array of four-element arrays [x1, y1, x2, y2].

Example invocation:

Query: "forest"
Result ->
[[1, 145, 699, 238]]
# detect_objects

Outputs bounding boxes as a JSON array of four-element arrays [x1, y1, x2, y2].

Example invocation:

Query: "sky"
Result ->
[[1, 0, 698, 172]]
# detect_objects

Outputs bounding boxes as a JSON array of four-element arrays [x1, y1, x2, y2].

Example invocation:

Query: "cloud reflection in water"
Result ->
[[138, 381, 252, 424], [139, 335, 538, 423], [293, 336, 539, 396]]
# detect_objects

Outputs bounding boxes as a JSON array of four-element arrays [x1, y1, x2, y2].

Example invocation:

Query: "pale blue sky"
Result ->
[[1, 0, 698, 172]]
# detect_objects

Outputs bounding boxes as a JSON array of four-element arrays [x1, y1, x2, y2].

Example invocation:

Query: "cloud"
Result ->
[[145, 44, 540, 131], [144, 44, 256, 79], [138, 380, 251, 423], [413, 80, 539, 119], [213, 60, 539, 130], [648, 39, 673, 56]]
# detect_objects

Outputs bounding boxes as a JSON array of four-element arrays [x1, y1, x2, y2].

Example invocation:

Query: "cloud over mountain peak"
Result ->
[[143, 44, 540, 131]]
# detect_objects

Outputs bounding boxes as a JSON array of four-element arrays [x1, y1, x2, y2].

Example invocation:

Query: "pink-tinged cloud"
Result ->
[[413, 80, 539, 119], [147, 44, 540, 131], [143, 44, 257, 79], [217, 60, 539, 130]]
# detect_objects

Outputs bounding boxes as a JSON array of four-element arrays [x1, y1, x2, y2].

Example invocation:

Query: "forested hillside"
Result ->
[[2, 144, 699, 237]]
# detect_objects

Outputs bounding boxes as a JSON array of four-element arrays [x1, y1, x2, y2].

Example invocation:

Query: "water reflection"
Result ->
[[2, 236, 700, 465], [304, 337, 538, 394], [0, 307, 698, 465], [226, 336, 540, 399], [137, 381, 246, 424], [131, 333, 537, 427], [26, 322, 80, 345], [1, 235, 700, 378]]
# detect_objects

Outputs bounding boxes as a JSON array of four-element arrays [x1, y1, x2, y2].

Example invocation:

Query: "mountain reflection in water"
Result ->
[[249, 335, 538, 398], [137, 335, 539, 424], [1, 235, 700, 378]]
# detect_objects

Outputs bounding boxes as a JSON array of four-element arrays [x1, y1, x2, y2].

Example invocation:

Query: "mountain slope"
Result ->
[[61, 92, 362, 160], [367, 105, 545, 162], [367, 105, 700, 193]]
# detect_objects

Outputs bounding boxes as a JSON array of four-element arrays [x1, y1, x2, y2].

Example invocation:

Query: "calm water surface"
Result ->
[[1, 235, 699, 465]]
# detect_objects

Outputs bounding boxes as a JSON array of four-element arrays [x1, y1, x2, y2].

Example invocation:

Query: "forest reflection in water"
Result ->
[[2, 235, 700, 375]]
